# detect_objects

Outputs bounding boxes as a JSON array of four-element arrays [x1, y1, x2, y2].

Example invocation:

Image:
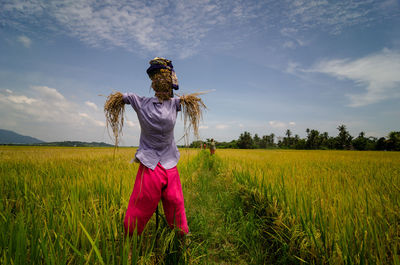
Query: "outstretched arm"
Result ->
[[122, 93, 143, 112], [179, 93, 207, 140], [104, 92, 125, 148]]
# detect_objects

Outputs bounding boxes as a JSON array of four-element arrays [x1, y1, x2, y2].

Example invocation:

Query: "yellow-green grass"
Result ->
[[1, 146, 399, 264], [217, 149, 400, 264], [0, 146, 198, 264]]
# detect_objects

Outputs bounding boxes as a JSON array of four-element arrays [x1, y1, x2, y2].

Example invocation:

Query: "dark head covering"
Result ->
[[146, 57, 179, 93]]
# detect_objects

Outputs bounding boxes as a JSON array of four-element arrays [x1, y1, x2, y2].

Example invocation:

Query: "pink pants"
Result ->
[[124, 163, 189, 235]]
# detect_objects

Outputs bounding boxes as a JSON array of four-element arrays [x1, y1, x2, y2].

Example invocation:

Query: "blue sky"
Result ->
[[0, 0, 399, 145]]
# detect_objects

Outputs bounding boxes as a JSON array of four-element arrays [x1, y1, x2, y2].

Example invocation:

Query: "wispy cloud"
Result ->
[[85, 101, 98, 111], [286, 61, 301, 74], [269, 120, 296, 128], [280, 0, 392, 35], [126, 121, 136, 128], [1, 0, 232, 58], [80, 112, 105, 127], [311, 49, 400, 107], [17, 35, 31, 48], [273, 0, 396, 47], [32, 85, 65, 101], [216, 124, 229, 130], [269, 121, 286, 128], [283, 41, 295, 49], [6, 94, 37, 104], [1, 0, 395, 57]]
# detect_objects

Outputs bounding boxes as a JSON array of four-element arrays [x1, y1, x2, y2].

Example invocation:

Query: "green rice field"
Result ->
[[0, 146, 399, 264]]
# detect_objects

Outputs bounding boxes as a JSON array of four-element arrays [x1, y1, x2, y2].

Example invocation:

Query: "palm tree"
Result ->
[[336, 124, 352, 149], [285, 129, 292, 138]]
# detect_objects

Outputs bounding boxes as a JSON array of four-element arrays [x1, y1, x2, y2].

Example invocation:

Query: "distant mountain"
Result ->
[[38, 141, 114, 147], [0, 129, 44, 144], [0, 129, 114, 147]]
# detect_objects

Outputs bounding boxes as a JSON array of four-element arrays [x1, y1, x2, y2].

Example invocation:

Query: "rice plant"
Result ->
[[218, 149, 400, 264], [1, 147, 399, 264]]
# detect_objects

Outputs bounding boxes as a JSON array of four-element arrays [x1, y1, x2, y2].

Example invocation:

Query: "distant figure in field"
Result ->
[[210, 139, 216, 155]]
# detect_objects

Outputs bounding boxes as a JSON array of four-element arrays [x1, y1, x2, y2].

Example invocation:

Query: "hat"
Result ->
[[146, 57, 179, 91]]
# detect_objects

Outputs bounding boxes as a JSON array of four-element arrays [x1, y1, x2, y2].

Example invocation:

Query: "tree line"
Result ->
[[190, 125, 400, 151]]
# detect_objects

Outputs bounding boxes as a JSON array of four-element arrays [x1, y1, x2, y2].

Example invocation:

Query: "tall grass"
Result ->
[[218, 149, 400, 264], [1, 147, 399, 264], [0, 146, 198, 264]]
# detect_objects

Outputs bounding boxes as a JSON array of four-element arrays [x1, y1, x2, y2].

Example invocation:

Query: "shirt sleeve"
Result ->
[[123, 93, 143, 112]]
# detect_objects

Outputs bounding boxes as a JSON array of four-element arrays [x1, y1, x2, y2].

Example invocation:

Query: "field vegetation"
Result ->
[[217, 149, 400, 264], [0, 146, 399, 264]]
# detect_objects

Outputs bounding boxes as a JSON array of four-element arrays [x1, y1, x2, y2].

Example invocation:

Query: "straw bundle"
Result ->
[[151, 69, 172, 101], [104, 92, 125, 149], [179, 93, 207, 144]]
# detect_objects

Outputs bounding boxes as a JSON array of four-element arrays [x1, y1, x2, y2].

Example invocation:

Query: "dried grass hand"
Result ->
[[104, 92, 125, 148], [179, 93, 207, 143]]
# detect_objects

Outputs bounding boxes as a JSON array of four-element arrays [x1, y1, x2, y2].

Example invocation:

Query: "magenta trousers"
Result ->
[[124, 163, 189, 235]]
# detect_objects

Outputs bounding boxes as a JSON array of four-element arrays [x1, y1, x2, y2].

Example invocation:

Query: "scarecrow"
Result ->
[[210, 138, 216, 155], [104, 57, 206, 236]]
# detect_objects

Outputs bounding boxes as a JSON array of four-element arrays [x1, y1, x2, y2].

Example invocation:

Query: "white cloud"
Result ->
[[79, 113, 89, 118], [79, 112, 105, 127], [269, 121, 295, 128], [6, 95, 37, 104], [311, 49, 400, 107], [281, 28, 307, 49], [94, 120, 106, 127], [282, 38, 307, 50], [17, 35, 31, 48], [216, 124, 229, 129], [126, 121, 136, 127], [199, 125, 208, 129], [0, 86, 71, 122], [283, 41, 295, 49], [269, 121, 286, 128], [0, 86, 105, 126], [280, 27, 298, 36], [286, 61, 301, 74], [85, 101, 98, 111], [32, 85, 65, 101], [5, 89, 13, 94]]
